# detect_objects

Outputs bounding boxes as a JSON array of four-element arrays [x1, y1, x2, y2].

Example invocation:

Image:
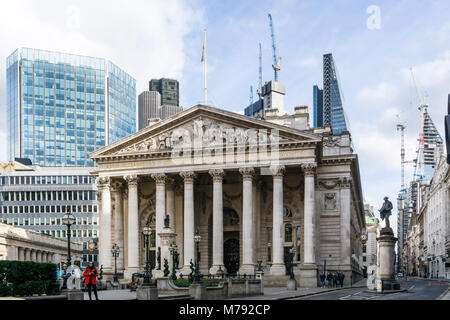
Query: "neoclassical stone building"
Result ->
[[90, 105, 366, 286]]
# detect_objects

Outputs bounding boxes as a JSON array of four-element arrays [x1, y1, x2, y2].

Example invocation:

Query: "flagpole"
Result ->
[[203, 29, 207, 105]]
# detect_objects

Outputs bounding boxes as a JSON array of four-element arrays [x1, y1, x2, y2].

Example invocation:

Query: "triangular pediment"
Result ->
[[90, 105, 321, 160]]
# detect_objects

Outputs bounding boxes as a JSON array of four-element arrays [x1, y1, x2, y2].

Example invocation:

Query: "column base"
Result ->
[[239, 264, 255, 276], [124, 267, 140, 280], [180, 265, 193, 278], [153, 269, 166, 279], [269, 263, 286, 276], [299, 264, 318, 288], [209, 265, 226, 276]]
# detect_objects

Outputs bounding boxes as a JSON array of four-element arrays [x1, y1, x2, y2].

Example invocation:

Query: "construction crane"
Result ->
[[268, 14, 281, 81], [410, 68, 427, 181], [396, 115, 415, 197], [257, 43, 263, 97], [249, 86, 254, 116]]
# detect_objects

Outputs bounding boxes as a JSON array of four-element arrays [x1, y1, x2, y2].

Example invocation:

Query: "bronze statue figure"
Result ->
[[378, 196, 393, 229]]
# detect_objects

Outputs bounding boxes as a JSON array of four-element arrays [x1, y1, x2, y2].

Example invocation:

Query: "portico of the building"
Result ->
[[90, 105, 365, 287]]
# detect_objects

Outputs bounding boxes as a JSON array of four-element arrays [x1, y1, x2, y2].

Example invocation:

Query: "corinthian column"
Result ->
[[239, 167, 255, 275], [299, 163, 318, 288], [180, 171, 196, 274], [209, 169, 225, 274], [97, 176, 112, 271], [152, 173, 167, 251], [112, 181, 125, 272], [302, 163, 317, 265], [124, 175, 139, 278], [269, 165, 286, 275]]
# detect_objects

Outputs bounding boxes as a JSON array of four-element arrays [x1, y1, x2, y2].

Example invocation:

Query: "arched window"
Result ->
[[284, 223, 293, 243]]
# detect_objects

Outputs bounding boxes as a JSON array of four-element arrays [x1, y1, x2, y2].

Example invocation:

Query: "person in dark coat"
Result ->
[[83, 261, 99, 300], [326, 272, 332, 288], [339, 272, 345, 287], [319, 273, 326, 287], [332, 273, 338, 288]]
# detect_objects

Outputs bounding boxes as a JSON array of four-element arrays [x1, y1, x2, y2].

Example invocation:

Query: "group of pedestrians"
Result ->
[[319, 271, 345, 288]]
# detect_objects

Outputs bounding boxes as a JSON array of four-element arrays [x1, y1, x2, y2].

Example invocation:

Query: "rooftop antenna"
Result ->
[[268, 14, 281, 81]]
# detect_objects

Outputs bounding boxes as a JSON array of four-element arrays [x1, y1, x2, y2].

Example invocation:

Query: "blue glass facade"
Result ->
[[6, 48, 136, 167], [323, 53, 349, 135], [313, 85, 323, 127]]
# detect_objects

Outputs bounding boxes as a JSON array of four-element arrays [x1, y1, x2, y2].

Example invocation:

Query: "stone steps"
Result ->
[[159, 294, 194, 300]]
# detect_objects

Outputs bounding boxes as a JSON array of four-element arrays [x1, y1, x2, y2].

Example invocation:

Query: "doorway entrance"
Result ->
[[224, 238, 240, 275]]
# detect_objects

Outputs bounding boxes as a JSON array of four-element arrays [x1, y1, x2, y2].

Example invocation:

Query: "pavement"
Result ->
[[76, 277, 449, 300], [229, 279, 367, 300], [292, 278, 450, 300]]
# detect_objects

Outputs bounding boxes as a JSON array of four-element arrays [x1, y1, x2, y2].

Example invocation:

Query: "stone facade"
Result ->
[[89, 105, 366, 286], [0, 222, 82, 264]]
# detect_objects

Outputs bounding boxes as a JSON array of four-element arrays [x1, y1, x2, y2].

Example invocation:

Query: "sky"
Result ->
[[1, 0, 450, 237]]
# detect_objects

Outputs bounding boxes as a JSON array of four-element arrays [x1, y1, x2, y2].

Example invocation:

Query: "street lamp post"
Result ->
[[169, 242, 178, 281], [111, 244, 120, 284], [142, 225, 154, 287], [61, 210, 76, 290], [193, 228, 202, 284]]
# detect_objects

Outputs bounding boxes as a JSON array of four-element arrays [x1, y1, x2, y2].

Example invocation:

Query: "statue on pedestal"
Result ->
[[378, 196, 393, 230]]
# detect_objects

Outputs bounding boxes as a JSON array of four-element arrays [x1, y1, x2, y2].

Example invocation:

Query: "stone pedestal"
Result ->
[[64, 289, 84, 300], [158, 228, 177, 278], [299, 264, 318, 288], [287, 278, 297, 291], [376, 228, 400, 292], [189, 283, 206, 300], [136, 286, 159, 300]]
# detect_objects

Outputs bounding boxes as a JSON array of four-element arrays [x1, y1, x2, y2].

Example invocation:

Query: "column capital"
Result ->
[[239, 167, 255, 181], [209, 169, 225, 182], [166, 177, 176, 188], [111, 180, 125, 193], [301, 163, 317, 176], [124, 174, 139, 187], [180, 171, 197, 183], [151, 173, 167, 186], [96, 177, 111, 189], [270, 165, 285, 177]]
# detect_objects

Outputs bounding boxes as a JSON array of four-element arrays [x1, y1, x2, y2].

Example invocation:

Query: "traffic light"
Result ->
[[446, 94, 450, 164]]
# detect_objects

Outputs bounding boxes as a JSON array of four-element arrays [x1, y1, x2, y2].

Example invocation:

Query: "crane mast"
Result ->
[[268, 14, 281, 81], [257, 43, 263, 97]]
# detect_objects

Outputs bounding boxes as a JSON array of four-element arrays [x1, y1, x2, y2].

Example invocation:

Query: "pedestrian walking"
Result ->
[[319, 272, 325, 288], [339, 272, 345, 287], [332, 272, 338, 288], [83, 261, 99, 300], [326, 272, 332, 288]]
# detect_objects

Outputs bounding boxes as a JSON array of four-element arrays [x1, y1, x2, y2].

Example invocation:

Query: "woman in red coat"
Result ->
[[83, 262, 99, 300]]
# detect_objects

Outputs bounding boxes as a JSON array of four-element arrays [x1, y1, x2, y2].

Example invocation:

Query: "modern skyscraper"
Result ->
[[6, 48, 136, 167], [422, 107, 444, 179], [149, 78, 179, 106], [313, 85, 323, 127], [322, 53, 349, 135], [159, 105, 184, 121], [138, 91, 161, 130]]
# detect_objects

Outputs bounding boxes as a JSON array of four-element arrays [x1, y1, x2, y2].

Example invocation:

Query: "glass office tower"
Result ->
[[323, 53, 349, 135], [6, 48, 136, 167]]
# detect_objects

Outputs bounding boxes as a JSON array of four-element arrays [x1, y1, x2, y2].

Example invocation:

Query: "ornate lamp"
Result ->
[[111, 244, 120, 283], [142, 225, 154, 286], [193, 229, 202, 283], [61, 211, 76, 290]]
